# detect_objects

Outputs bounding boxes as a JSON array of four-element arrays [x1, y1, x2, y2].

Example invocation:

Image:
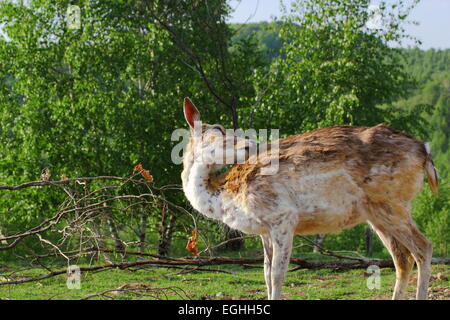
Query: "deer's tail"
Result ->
[[424, 142, 439, 196]]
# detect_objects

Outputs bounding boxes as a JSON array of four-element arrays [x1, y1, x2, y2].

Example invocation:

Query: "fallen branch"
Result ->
[[298, 235, 370, 262], [0, 176, 129, 191], [80, 284, 190, 300], [130, 265, 236, 275]]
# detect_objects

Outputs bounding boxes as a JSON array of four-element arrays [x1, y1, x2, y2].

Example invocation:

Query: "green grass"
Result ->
[[1, 262, 448, 300]]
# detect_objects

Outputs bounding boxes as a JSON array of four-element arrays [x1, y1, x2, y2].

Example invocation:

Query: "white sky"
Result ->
[[228, 0, 450, 49]]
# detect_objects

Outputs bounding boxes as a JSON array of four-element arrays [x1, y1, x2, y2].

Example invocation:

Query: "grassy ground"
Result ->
[[0, 261, 448, 300]]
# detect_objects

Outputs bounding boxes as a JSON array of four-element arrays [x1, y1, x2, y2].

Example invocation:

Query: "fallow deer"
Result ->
[[180, 97, 439, 300]]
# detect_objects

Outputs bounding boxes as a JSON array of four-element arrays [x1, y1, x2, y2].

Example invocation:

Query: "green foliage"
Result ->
[[403, 48, 450, 85], [0, 0, 264, 255], [244, 0, 422, 136], [391, 49, 450, 178], [322, 225, 384, 254], [413, 184, 450, 256], [231, 22, 283, 61]]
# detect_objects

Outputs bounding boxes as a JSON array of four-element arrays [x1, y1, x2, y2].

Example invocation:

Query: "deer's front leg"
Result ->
[[261, 235, 273, 299], [270, 228, 294, 300]]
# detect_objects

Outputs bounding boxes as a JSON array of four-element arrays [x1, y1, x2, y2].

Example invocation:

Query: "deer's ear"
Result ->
[[183, 97, 200, 129]]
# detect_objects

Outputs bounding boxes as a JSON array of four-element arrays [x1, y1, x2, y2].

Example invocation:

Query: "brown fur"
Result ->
[[224, 124, 430, 203], [206, 172, 227, 194]]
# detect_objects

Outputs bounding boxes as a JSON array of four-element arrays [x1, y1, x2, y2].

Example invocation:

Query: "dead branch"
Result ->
[[298, 235, 371, 262], [0, 176, 129, 191], [80, 284, 190, 300], [2, 254, 448, 287]]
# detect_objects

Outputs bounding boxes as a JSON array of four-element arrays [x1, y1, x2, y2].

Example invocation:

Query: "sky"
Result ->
[[228, 0, 450, 49]]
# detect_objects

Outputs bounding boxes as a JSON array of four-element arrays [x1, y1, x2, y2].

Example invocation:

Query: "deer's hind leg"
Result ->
[[369, 205, 432, 300], [370, 223, 415, 299], [398, 223, 433, 300]]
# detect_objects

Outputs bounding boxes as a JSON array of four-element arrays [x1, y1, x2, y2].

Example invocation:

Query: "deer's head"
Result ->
[[183, 97, 251, 172]]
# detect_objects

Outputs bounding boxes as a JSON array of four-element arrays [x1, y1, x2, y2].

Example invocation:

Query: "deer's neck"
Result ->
[[182, 161, 225, 222]]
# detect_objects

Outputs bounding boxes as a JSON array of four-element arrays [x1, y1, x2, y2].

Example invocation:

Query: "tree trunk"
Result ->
[[158, 213, 176, 256], [366, 225, 373, 257], [313, 234, 326, 253], [223, 225, 244, 251], [158, 205, 177, 256], [138, 214, 147, 254], [108, 217, 125, 251], [103, 203, 125, 251], [91, 218, 112, 263]]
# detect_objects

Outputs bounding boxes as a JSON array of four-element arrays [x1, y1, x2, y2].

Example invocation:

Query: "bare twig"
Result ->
[[80, 284, 190, 300]]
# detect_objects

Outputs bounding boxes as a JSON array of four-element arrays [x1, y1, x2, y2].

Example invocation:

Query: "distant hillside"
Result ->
[[403, 48, 450, 85], [230, 22, 282, 61], [400, 50, 450, 177]]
